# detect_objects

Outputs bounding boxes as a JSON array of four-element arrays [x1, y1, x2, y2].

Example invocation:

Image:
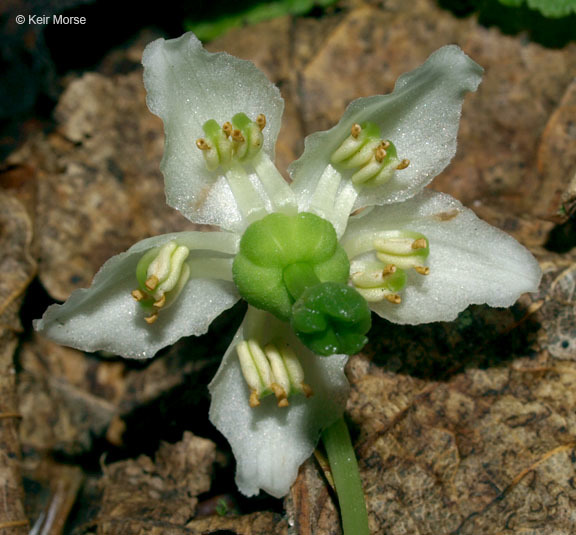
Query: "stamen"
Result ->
[[412, 238, 427, 250], [383, 264, 396, 275], [236, 339, 312, 408], [270, 383, 289, 407], [414, 266, 430, 275], [131, 289, 145, 302], [145, 275, 159, 291], [331, 122, 408, 186], [256, 114, 266, 130], [351, 266, 407, 303], [196, 138, 211, 150], [145, 313, 158, 324], [375, 147, 387, 163], [232, 129, 244, 142], [153, 294, 166, 308], [249, 390, 260, 408], [133, 241, 192, 324], [222, 122, 233, 137]]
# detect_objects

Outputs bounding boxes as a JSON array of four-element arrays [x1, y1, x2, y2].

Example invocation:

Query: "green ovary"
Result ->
[[233, 212, 350, 321]]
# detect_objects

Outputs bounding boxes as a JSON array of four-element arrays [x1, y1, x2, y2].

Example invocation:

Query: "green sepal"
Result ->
[[291, 282, 371, 356]]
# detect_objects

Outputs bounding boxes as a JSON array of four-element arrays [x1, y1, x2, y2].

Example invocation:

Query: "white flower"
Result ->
[[35, 33, 540, 499]]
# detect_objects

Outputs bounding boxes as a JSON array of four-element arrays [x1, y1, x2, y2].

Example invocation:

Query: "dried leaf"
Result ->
[[0, 194, 37, 533], [98, 432, 215, 530]]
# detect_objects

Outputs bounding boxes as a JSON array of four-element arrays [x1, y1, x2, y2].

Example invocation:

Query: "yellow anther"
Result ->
[[256, 114, 266, 130], [145, 275, 159, 291], [249, 390, 260, 408], [222, 122, 233, 137], [196, 138, 211, 151], [385, 294, 402, 304], [397, 159, 410, 170], [301, 383, 314, 398], [375, 146, 387, 163], [144, 313, 158, 324], [271, 383, 289, 407], [232, 129, 244, 142], [383, 264, 396, 276], [131, 289, 145, 302], [153, 294, 166, 308], [351, 123, 362, 138], [412, 238, 427, 250], [381, 140, 391, 149], [414, 266, 430, 275]]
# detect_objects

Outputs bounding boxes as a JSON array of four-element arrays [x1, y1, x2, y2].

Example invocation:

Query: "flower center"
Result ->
[[233, 212, 372, 356], [331, 122, 409, 185]]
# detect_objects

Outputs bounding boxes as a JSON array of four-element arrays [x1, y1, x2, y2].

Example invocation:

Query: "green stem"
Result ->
[[282, 262, 320, 301], [322, 417, 370, 535]]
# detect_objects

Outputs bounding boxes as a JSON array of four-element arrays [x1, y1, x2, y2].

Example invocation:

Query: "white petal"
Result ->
[[143, 32, 285, 231], [34, 231, 240, 359], [209, 307, 349, 498], [341, 191, 541, 324], [290, 45, 483, 213]]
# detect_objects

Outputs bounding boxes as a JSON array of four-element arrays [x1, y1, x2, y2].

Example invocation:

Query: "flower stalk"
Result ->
[[322, 417, 370, 535]]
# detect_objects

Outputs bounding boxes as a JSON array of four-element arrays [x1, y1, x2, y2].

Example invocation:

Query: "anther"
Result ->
[[145, 275, 159, 291], [414, 266, 430, 275], [301, 383, 314, 397], [385, 294, 402, 304], [153, 294, 166, 308], [196, 138, 211, 150], [383, 264, 396, 276], [249, 390, 260, 408], [232, 129, 244, 142], [382, 140, 391, 149], [256, 114, 266, 130], [222, 122, 233, 137], [131, 289, 145, 302], [397, 159, 410, 170], [375, 146, 387, 163], [145, 313, 158, 324], [412, 238, 427, 250], [351, 123, 362, 138], [271, 383, 289, 407]]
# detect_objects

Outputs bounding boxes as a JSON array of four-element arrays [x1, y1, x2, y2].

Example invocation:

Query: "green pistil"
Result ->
[[283, 263, 321, 302], [233, 212, 372, 356]]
